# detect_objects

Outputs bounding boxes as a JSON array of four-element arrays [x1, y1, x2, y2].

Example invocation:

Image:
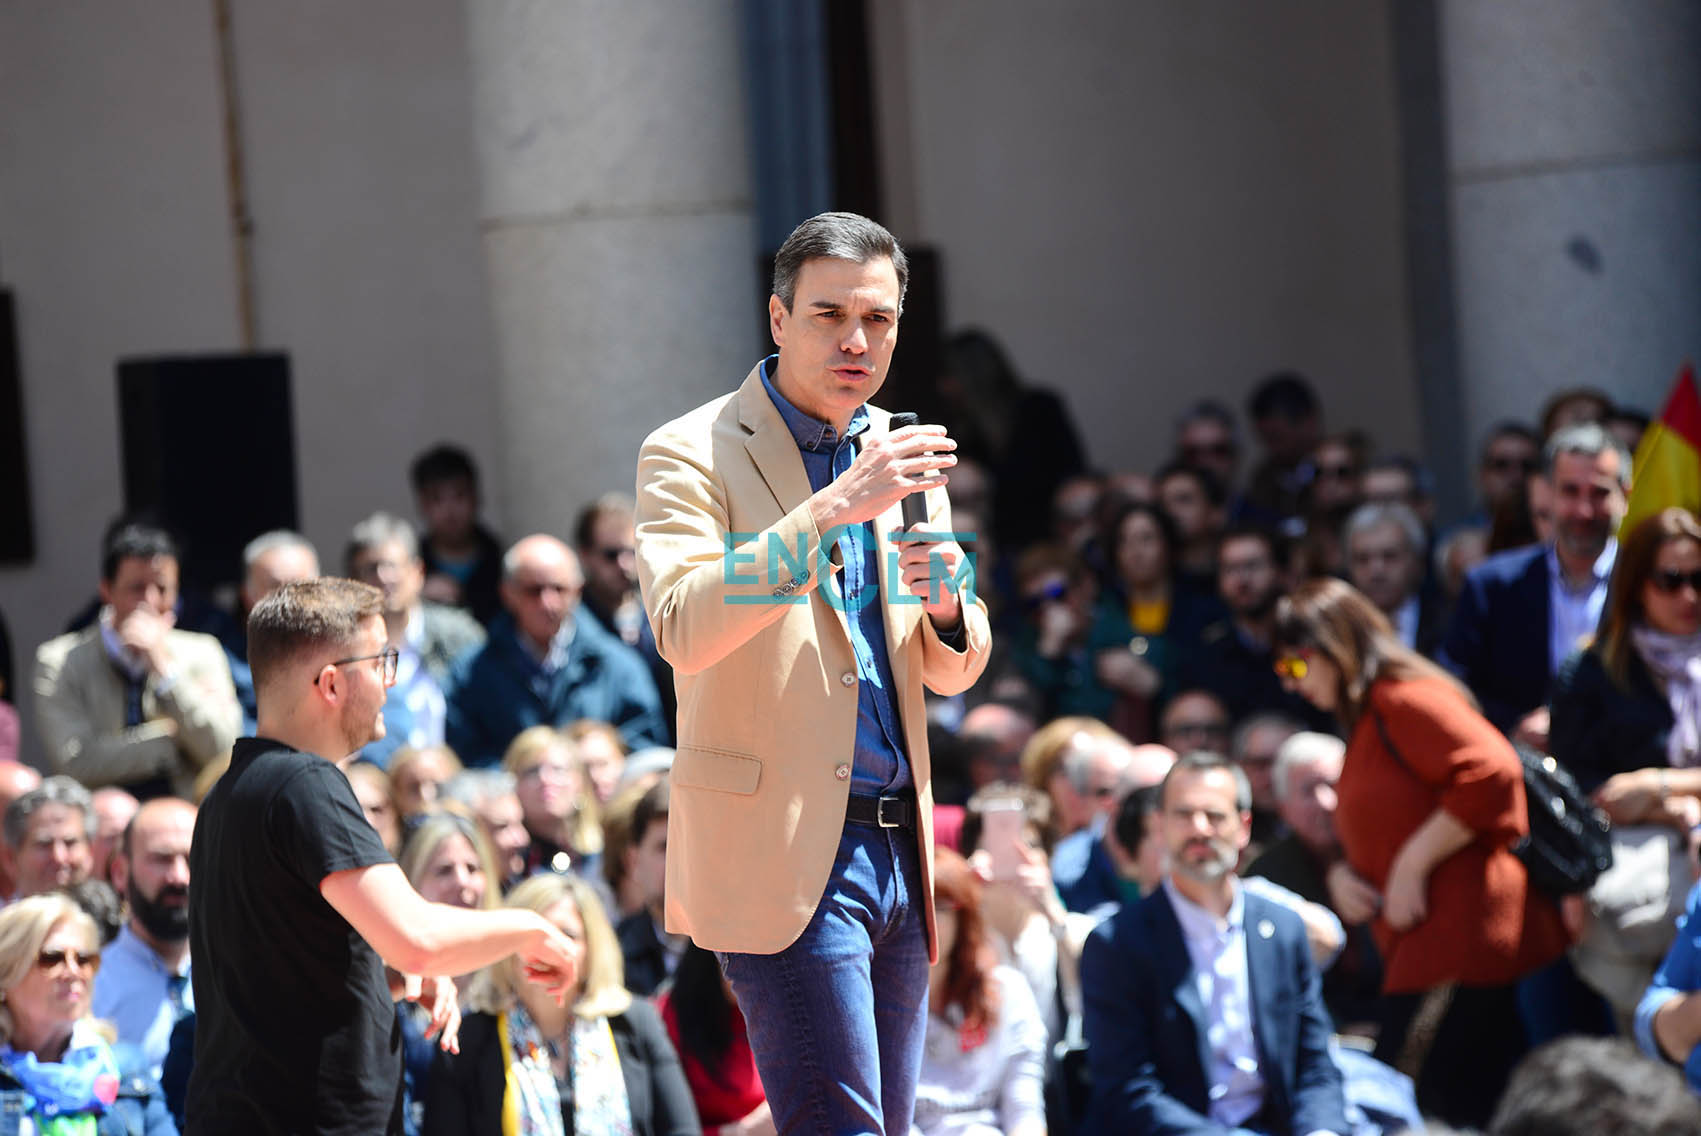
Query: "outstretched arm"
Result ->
[[321, 862, 575, 999]]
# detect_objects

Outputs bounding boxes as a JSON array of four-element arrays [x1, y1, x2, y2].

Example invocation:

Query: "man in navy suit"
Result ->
[[1080, 751, 1348, 1135], [1439, 423, 1629, 745]]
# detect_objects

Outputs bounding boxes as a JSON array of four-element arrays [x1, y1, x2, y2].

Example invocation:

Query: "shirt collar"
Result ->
[[1546, 538, 1618, 591], [113, 923, 190, 976], [759, 355, 870, 453], [1163, 875, 1245, 939]]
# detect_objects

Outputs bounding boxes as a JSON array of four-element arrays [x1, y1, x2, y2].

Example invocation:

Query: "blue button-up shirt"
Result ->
[[91, 924, 192, 1079], [1163, 879, 1265, 1129], [761, 358, 910, 795], [1547, 539, 1616, 676]]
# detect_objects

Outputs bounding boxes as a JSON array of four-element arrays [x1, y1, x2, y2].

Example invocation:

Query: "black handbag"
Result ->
[[1370, 707, 1612, 897]]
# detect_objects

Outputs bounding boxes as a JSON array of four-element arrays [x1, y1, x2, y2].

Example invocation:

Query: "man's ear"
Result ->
[[111, 852, 130, 900], [98, 579, 115, 609], [768, 294, 788, 348]]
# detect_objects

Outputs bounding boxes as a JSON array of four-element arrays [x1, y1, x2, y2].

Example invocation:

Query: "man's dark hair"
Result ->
[[772, 212, 909, 315], [4, 776, 94, 850], [1246, 371, 1319, 422], [101, 522, 178, 583], [1154, 460, 1228, 509], [1215, 522, 1284, 565], [409, 443, 480, 493], [1489, 1037, 1701, 1135], [574, 494, 635, 551], [1112, 783, 1163, 857], [1481, 420, 1540, 456], [1174, 399, 1238, 440], [345, 512, 419, 575], [246, 578, 385, 697]]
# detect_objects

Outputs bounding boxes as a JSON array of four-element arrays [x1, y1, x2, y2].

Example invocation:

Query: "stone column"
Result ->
[[465, 0, 761, 536], [1440, 0, 1701, 449]]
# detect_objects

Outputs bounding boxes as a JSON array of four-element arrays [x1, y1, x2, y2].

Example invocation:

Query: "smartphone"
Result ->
[[981, 797, 1027, 882]]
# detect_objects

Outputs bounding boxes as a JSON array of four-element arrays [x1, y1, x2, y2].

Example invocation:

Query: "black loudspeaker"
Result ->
[[118, 353, 298, 591], [0, 290, 33, 564]]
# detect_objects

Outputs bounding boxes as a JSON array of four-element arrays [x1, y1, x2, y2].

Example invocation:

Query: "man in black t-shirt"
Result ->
[[187, 578, 576, 1136]]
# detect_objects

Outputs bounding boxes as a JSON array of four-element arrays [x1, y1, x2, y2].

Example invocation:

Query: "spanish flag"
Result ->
[[1621, 362, 1701, 538]]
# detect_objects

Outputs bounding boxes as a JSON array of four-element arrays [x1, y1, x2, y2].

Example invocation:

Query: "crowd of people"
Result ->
[[0, 350, 1697, 1135]]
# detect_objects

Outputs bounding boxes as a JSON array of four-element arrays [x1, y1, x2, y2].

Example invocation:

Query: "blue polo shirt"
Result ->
[[760, 358, 910, 796]]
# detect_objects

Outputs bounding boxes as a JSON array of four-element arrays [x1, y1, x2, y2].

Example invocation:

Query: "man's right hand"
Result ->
[[518, 916, 579, 1005], [808, 424, 956, 532]]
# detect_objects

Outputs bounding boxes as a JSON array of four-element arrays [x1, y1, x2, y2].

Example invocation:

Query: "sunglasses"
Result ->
[[1273, 652, 1312, 680], [1653, 569, 1701, 595], [38, 948, 100, 975]]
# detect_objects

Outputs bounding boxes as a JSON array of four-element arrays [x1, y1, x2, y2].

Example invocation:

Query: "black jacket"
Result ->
[[1549, 646, 1674, 795], [422, 1002, 699, 1136]]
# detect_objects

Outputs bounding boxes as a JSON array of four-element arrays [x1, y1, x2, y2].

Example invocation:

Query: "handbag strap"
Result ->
[[1368, 703, 1417, 779]]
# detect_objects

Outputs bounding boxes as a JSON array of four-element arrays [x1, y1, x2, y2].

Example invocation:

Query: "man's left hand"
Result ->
[[896, 528, 966, 629]]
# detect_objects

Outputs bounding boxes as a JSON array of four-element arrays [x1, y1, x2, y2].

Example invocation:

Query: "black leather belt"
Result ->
[[846, 792, 915, 829]]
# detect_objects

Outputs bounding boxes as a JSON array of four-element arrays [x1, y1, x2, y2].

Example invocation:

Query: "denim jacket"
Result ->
[[0, 1042, 177, 1136]]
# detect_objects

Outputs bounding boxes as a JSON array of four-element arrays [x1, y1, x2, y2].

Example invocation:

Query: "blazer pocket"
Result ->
[[672, 746, 762, 796]]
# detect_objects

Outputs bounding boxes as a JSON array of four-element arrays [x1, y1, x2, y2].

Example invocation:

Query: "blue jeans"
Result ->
[[718, 821, 931, 1136]]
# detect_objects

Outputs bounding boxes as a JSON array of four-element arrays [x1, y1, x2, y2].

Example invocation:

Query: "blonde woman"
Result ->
[[0, 894, 175, 1135], [503, 727, 603, 877], [400, 811, 503, 914], [423, 874, 698, 1136]]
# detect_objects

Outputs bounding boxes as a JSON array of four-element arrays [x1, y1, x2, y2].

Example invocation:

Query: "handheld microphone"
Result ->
[[888, 412, 930, 529]]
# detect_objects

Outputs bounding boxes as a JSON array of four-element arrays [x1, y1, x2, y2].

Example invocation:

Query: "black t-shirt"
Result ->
[[186, 737, 402, 1135]]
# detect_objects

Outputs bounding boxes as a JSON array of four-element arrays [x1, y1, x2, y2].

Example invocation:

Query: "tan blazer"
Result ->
[[635, 365, 992, 958], [33, 625, 241, 796]]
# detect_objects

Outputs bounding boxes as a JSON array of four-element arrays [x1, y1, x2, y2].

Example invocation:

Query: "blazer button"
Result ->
[[840, 671, 856, 687], [835, 763, 851, 781]]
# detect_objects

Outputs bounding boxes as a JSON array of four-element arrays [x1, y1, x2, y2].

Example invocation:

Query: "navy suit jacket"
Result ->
[[1080, 885, 1348, 1136], [444, 610, 667, 764], [1438, 543, 1551, 733]]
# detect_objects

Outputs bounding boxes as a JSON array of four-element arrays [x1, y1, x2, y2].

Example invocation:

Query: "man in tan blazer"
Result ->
[[636, 213, 991, 1133], [34, 524, 240, 799]]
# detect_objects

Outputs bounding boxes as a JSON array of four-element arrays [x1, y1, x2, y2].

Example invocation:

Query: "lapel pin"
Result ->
[[1257, 919, 1275, 940]]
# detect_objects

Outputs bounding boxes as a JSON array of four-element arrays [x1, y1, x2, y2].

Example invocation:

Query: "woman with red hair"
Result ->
[[912, 847, 1048, 1136]]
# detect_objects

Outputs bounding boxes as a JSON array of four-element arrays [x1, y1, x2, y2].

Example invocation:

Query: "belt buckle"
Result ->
[[876, 795, 903, 828]]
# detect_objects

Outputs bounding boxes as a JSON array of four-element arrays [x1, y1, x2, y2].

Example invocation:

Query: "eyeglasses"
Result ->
[[37, 948, 100, 975], [1653, 569, 1701, 595], [1168, 721, 1227, 740], [314, 646, 400, 687], [1314, 463, 1358, 481], [1274, 652, 1312, 680], [593, 546, 634, 564]]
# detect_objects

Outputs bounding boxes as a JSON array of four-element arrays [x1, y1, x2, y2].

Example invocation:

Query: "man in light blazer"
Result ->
[[34, 524, 240, 799], [635, 212, 991, 1134], [1081, 751, 1349, 1136]]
